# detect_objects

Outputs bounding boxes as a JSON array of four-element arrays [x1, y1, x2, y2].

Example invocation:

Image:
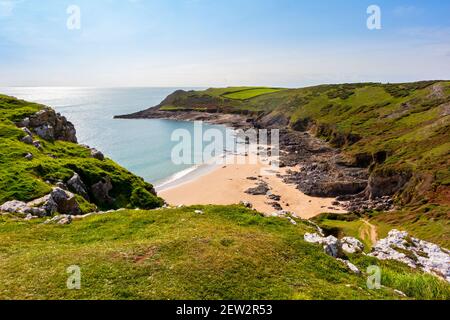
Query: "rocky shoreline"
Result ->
[[115, 106, 254, 129], [116, 108, 396, 214]]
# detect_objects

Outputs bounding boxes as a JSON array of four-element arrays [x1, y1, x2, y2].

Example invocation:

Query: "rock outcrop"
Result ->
[[364, 169, 413, 199], [369, 229, 450, 283], [304, 233, 362, 273], [341, 237, 365, 254], [90, 148, 105, 161], [0, 188, 82, 217], [245, 181, 270, 195], [17, 108, 77, 143], [304, 233, 344, 258], [91, 177, 115, 205], [279, 130, 369, 198], [67, 173, 89, 200]]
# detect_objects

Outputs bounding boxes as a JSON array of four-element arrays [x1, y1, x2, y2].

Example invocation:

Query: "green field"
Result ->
[[222, 88, 284, 100], [1, 205, 448, 300]]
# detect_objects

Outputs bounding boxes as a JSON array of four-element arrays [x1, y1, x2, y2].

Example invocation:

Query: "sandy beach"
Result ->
[[160, 155, 346, 219]]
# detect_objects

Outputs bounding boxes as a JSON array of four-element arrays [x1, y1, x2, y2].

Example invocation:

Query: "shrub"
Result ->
[[130, 187, 164, 209]]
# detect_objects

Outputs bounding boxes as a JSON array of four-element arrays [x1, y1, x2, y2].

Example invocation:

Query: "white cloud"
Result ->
[[0, 1, 14, 17]]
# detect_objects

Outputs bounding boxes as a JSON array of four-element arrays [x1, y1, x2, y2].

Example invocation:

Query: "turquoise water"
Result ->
[[0, 87, 228, 186]]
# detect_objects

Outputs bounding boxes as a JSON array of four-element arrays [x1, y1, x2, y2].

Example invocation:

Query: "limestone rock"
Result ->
[[304, 233, 343, 258], [322, 236, 342, 258], [57, 215, 73, 225], [32, 140, 42, 150], [22, 127, 32, 136], [18, 108, 77, 143], [20, 135, 33, 145], [49, 187, 81, 215], [337, 258, 361, 274], [90, 148, 105, 161], [341, 237, 365, 254], [44, 214, 72, 225], [67, 173, 89, 200], [370, 229, 450, 282], [0, 200, 29, 214], [0, 200, 47, 217], [34, 124, 55, 141]]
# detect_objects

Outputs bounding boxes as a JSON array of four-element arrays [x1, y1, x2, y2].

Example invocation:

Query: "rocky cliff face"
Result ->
[[17, 108, 77, 143]]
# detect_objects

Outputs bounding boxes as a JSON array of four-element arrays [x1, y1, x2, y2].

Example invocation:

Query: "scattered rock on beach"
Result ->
[[269, 202, 283, 211], [245, 181, 270, 195], [267, 192, 281, 201]]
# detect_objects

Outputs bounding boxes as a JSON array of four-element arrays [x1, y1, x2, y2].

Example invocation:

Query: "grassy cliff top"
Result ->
[[0, 94, 163, 212], [1, 205, 448, 300]]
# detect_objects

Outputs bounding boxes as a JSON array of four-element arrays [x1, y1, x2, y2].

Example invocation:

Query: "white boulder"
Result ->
[[341, 237, 365, 254], [337, 258, 361, 274], [304, 233, 342, 258], [370, 229, 450, 282]]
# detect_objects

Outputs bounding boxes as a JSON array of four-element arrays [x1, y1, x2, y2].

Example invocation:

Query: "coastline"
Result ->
[[118, 108, 366, 219], [159, 154, 346, 219], [155, 162, 222, 192]]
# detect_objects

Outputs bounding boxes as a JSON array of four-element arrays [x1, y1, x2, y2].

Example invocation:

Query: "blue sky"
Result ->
[[0, 0, 449, 87]]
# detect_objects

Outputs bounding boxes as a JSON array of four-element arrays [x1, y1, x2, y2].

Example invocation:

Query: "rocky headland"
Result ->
[[0, 95, 163, 221]]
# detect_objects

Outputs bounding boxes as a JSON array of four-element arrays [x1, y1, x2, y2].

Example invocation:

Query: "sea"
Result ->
[[0, 87, 230, 190]]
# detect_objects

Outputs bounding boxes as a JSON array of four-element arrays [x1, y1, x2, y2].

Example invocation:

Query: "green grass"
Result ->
[[1, 205, 447, 300], [222, 88, 284, 100], [371, 208, 450, 248], [0, 94, 163, 212]]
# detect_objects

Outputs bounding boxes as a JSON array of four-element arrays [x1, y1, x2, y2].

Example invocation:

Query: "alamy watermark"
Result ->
[[366, 265, 382, 289], [171, 122, 280, 175], [66, 265, 81, 290], [367, 5, 381, 30], [66, 5, 81, 30]]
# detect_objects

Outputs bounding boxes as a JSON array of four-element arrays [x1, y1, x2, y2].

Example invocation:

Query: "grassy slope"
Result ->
[[0, 94, 163, 211], [155, 82, 450, 246], [222, 88, 285, 100], [0, 205, 448, 300]]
